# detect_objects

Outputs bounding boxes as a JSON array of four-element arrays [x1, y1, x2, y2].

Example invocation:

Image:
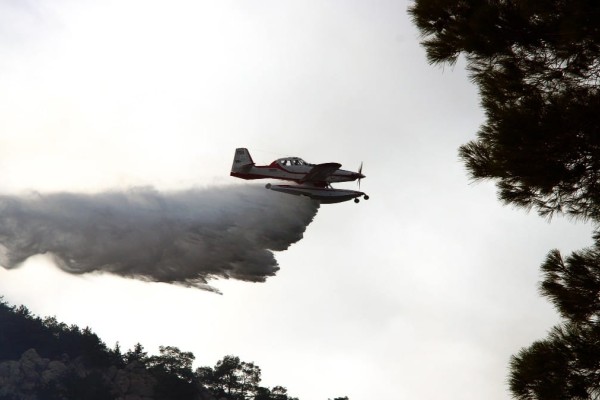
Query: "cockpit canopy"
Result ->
[[275, 157, 313, 167]]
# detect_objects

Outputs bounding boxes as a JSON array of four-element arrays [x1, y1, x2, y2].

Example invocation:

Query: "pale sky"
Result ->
[[0, 1, 594, 399]]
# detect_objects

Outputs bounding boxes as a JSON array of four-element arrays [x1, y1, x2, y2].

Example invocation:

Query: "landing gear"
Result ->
[[354, 194, 369, 204], [265, 183, 272, 189]]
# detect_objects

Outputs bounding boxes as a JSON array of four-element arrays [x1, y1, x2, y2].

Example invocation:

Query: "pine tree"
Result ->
[[410, 1, 600, 398], [410, 0, 600, 220]]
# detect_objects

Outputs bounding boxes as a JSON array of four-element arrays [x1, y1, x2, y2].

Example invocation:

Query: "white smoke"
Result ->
[[0, 185, 319, 293]]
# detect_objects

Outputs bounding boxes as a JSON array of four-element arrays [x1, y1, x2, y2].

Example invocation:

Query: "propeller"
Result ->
[[357, 162, 364, 190]]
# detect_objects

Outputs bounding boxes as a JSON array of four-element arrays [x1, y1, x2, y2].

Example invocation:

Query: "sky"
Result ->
[[0, 1, 594, 399]]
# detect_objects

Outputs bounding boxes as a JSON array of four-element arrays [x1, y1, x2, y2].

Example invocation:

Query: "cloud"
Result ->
[[0, 185, 319, 293]]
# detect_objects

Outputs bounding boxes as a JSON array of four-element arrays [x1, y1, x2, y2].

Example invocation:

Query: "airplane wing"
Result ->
[[300, 162, 341, 183]]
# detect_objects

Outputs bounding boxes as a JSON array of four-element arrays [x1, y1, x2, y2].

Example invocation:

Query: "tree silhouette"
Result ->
[[410, 1, 600, 398], [196, 355, 300, 400], [147, 346, 198, 400], [124, 342, 148, 365], [539, 232, 600, 324], [198, 355, 261, 399], [148, 345, 195, 382], [0, 297, 307, 399], [270, 386, 293, 400], [509, 323, 600, 399], [410, 0, 600, 220], [0, 298, 119, 368], [507, 236, 600, 398]]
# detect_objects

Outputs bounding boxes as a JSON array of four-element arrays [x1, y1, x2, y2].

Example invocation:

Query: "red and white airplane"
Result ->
[[230, 148, 369, 204]]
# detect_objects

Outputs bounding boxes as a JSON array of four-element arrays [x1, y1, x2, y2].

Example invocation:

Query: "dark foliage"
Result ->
[[410, 1, 600, 399], [123, 342, 148, 365], [507, 235, 600, 398], [196, 355, 298, 400], [0, 297, 328, 400], [0, 299, 121, 369], [539, 232, 600, 323], [509, 323, 600, 399], [147, 346, 198, 400], [39, 370, 114, 400], [410, 0, 600, 220]]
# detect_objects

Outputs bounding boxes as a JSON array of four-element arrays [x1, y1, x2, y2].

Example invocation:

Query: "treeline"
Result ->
[[0, 297, 348, 400]]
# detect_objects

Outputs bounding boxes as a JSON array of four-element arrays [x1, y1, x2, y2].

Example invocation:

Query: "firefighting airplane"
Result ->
[[230, 148, 369, 204]]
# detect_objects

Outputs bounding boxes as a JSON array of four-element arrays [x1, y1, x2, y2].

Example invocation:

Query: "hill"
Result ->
[[0, 296, 344, 400]]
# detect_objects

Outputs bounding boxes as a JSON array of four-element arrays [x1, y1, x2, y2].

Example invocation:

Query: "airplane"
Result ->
[[230, 148, 369, 204]]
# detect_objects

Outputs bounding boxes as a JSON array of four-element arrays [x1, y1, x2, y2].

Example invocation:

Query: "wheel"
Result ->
[[364, 195, 369, 200], [265, 183, 272, 189], [354, 198, 360, 203]]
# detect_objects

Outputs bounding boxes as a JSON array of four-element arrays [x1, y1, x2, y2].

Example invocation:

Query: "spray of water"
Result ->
[[0, 185, 319, 293]]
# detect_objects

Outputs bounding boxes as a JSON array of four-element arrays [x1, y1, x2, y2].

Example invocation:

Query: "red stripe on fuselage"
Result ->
[[232, 163, 356, 186]]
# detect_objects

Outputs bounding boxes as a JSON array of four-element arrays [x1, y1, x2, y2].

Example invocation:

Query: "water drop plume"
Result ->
[[0, 185, 320, 293]]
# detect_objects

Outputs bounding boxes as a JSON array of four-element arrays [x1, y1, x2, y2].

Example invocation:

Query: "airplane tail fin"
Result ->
[[231, 148, 255, 174]]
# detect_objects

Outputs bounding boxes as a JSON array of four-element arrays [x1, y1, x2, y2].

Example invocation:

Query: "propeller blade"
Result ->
[[357, 162, 364, 190]]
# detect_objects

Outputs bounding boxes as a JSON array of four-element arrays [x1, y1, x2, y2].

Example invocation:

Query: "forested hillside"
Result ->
[[0, 297, 347, 400]]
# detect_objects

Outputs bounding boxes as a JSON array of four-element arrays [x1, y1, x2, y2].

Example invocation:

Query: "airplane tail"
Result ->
[[231, 148, 255, 174]]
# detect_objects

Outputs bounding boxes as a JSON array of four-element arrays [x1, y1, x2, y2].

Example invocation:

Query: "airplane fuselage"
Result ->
[[231, 157, 363, 187], [230, 149, 369, 204], [231, 164, 359, 186]]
